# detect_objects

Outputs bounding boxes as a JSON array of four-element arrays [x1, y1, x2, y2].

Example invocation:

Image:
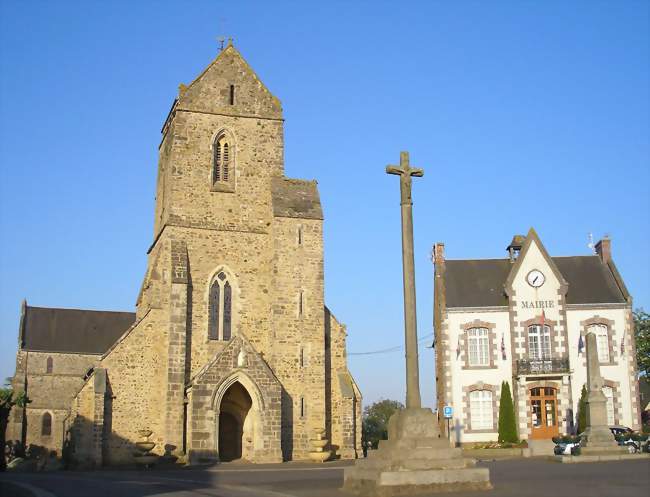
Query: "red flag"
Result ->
[[540, 310, 546, 329]]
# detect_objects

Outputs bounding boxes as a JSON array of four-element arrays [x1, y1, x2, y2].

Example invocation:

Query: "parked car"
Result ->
[[553, 437, 580, 455], [553, 426, 646, 455], [609, 426, 640, 453]]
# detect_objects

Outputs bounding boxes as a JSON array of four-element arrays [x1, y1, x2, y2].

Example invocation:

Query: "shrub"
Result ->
[[497, 381, 518, 443]]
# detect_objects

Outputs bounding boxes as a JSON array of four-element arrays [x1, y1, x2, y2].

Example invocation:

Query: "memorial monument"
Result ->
[[580, 332, 627, 455], [343, 152, 491, 495]]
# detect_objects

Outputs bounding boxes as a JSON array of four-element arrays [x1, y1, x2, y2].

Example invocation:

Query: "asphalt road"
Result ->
[[1, 458, 649, 497]]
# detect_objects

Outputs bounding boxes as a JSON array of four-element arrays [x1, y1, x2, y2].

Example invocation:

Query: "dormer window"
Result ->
[[212, 131, 235, 192]]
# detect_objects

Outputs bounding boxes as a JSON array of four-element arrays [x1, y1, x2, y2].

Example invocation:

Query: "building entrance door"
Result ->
[[529, 387, 559, 439], [217, 381, 252, 461]]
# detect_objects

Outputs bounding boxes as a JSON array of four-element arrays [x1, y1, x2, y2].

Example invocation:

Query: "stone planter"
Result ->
[[133, 429, 159, 469]]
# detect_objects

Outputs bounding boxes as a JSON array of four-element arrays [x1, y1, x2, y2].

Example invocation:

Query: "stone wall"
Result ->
[[326, 308, 361, 458], [271, 216, 326, 459], [89, 309, 168, 465], [6, 350, 100, 454]]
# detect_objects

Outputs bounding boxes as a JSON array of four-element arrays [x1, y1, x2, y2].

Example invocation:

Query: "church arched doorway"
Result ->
[[218, 381, 252, 461]]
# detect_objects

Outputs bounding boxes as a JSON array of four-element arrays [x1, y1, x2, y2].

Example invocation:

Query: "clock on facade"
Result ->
[[526, 269, 545, 288]]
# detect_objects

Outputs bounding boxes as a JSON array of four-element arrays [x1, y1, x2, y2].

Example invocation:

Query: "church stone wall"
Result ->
[[67, 374, 97, 463], [162, 111, 284, 234], [326, 309, 361, 458], [271, 216, 326, 459], [175, 226, 274, 375], [6, 350, 100, 454], [92, 309, 169, 464]]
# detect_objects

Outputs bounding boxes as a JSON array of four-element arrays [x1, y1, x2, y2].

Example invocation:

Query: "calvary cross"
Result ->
[[386, 151, 424, 409], [386, 151, 424, 206]]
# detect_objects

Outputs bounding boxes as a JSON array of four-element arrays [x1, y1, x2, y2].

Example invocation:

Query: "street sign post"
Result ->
[[443, 406, 453, 442]]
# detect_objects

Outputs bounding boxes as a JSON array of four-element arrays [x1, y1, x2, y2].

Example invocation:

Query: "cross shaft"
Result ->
[[386, 151, 424, 409]]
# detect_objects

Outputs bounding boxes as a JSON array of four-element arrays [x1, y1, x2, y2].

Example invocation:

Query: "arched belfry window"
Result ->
[[212, 133, 234, 191], [42, 412, 52, 436], [46, 356, 53, 374], [209, 271, 233, 340]]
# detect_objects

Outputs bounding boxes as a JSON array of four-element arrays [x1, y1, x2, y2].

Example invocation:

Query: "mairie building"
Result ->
[[434, 228, 641, 444], [7, 43, 362, 465]]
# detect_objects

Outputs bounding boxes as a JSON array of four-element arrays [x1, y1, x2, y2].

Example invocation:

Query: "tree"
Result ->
[[497, 381, 518, 443], [634, 309, 650, 377], [0, 381, 29, 471], [576, 384, 588, 435], [362, 399, 404, 449]]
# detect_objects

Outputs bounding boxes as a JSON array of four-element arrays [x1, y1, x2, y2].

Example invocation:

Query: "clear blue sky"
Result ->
[[1, 1, 648, 409]]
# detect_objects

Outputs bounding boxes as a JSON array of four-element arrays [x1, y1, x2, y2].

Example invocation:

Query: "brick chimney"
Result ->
[[595, 236, 611, 263], [434, 242, 445, 265]]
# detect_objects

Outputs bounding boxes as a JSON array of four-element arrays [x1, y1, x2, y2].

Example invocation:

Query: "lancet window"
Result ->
[[209, 271, 233, 341]]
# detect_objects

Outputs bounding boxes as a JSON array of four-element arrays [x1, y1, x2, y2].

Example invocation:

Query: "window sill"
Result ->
[[465, 428, 497, 434], [211, 183, 235, 193], [462, 365, 497, 370]]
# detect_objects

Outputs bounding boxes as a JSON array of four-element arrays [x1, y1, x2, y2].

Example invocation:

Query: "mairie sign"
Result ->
[[443, 406, 453, 418]]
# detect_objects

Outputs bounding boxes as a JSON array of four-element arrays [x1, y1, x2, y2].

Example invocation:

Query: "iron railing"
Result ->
[[516, 357, 570, 375]]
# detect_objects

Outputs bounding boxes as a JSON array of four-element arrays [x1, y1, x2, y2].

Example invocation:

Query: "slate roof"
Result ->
[[271, 177, 323, 220], [21, 305, 135, 354], [444, 256, 627, 308]]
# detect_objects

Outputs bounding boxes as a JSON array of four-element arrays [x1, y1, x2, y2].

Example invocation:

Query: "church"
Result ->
[[434, 229, 641, 444], [7, 43, 362, 465]]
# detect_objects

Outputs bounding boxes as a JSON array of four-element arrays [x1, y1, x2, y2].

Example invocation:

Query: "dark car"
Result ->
[[609, 426, 640, 453]]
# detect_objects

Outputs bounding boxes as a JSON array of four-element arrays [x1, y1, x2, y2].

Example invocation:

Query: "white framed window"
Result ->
[[528, 324, 551, 360], [467, 328, 489, 366], [602, 386, 615, 425], [469, 390, 493, 430], [588, 324, 610, 363]]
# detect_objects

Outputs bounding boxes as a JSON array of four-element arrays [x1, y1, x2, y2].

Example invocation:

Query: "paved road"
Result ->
[[1, 458, 649, 497]]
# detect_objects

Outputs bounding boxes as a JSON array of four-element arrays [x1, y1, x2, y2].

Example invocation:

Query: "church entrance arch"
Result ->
[[217, 381, 253, 461]]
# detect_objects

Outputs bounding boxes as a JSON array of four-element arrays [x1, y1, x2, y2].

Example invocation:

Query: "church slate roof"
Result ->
[[444, 256, 627, 308], [21, 305, 135, 354], [271, 177, 323, 220]]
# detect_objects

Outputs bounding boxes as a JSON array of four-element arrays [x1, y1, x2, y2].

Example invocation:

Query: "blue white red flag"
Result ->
[[501, 334, 506, 360], [578, 334, 584, 354]]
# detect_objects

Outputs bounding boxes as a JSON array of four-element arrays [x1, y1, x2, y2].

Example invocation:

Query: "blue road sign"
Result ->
[[443, 405, 453, 418]]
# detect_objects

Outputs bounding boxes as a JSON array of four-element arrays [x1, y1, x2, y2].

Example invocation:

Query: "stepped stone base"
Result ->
[[580, 426, 628, 456], [343, 408, 491, 496]]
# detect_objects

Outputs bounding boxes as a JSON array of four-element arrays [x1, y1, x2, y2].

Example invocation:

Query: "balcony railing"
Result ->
[[516, 357, 570, 375]]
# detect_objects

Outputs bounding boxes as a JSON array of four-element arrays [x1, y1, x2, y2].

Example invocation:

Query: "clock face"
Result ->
[[527, 269, 545, 288]]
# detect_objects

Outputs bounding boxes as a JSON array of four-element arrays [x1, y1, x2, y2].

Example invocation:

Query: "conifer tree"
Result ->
[[576, 385, 588, 434], [497, 381, 518, 443]]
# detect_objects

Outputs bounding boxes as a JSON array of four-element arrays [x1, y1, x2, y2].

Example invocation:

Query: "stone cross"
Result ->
[[386, 151, 424, 409]]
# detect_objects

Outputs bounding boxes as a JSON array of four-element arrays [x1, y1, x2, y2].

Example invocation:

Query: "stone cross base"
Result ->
[[580, 426, 628, 456], [343, 408, 491, 496]]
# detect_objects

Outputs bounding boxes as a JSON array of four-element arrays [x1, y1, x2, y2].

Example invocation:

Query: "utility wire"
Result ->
[[349, 332, 434, 356]]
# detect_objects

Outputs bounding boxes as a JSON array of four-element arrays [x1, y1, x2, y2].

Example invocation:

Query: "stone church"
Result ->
[[7, 42, 362, 465]]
